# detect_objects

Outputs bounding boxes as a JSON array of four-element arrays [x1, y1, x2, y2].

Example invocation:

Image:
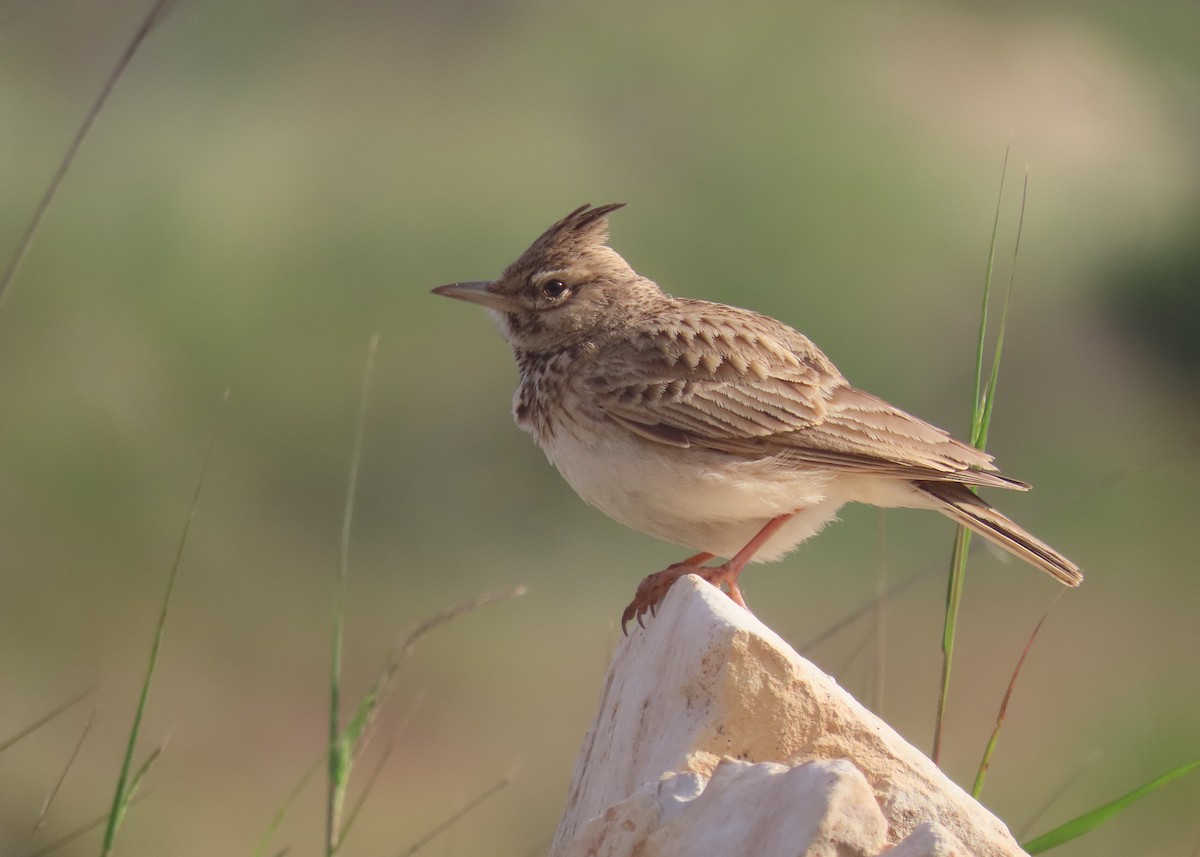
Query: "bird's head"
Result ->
[[433, 203, 659, 353]]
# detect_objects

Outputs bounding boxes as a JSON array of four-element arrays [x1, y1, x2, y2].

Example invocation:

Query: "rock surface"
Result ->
[[550, 576, 1025, 857]]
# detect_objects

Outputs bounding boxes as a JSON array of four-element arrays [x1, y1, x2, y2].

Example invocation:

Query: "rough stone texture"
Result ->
[[562, 759, 888, 857], [550, 576, 1026, 857], [889, 822, 974, 857]]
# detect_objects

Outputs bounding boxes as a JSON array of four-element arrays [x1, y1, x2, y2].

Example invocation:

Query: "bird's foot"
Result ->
[[621, 556, 746, 634]]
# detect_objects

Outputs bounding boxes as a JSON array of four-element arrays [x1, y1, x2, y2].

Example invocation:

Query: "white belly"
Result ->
[[537, 421, 893, 562]]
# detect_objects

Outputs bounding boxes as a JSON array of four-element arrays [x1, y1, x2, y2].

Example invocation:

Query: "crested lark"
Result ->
[[433, 203, 1082, 630]]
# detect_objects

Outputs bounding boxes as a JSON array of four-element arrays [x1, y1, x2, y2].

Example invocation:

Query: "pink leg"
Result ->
[[621, 514, 794, 633], [711, 513, 793, 608]]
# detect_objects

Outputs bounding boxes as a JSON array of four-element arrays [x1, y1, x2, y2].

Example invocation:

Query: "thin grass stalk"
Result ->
[[0, 686, 96, 755], [1017, 752, 1100, 840], [971, 145, 1009, 441], [398, 769, 517, 857], [28, 707, 97, 846], [971, 596, 1057, 798], [327, 334, 380, 854], [256, 585, 519, 856], [932, 528, 971, 765], [932, 148, 1011, 765], [977, 170, 1027, 447], [0, 0, 171, 312], [338, 741, 396, 844], [800, 565, 932, 651], [28, 794, 149, 857], [100, 389, 226, 855], [254, 752, 327, 857]]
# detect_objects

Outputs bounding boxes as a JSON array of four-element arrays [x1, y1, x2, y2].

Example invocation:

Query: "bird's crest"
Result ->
[[523, 203, 626, 262]]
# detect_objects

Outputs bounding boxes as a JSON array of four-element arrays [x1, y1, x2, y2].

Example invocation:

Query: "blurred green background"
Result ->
[[2, 0, 1198, 854]]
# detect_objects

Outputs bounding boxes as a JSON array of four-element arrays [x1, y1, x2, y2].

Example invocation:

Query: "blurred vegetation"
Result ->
[[1105, 201, 1200, 376], [1, 1, 1198, 855]]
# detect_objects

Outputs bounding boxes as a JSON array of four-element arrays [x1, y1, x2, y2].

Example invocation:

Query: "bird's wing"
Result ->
[[584, 308, 1023, 489]]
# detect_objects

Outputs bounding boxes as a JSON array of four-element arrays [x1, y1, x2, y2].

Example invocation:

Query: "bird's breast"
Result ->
[[512, 350, 578, 442]]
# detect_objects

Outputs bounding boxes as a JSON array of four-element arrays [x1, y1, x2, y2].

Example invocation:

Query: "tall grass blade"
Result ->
[[977, 170, 1027, 448], [256, 581, 520, 856], [0, 0, 172, 312], [0, 686, 96, 755], [971, 595, 1059, 798], [932, 526, 971, 765], [27, 706, 97, 846], [100, 389, 227, 855], [335, 587, 524, 851], [932, 147, 1014, 765], [338, 741, 396, 844], [123, 738, 168, 806], [254, 752, 327, 857], [327, 334, 380, 855], [1023, 759, 1200, 854], [971, 145, 1010, 442]]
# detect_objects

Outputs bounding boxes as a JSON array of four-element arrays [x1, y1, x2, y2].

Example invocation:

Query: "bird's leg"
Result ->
[[620, 552, 714, 633], [697, 513, 792, 607], [621, 514, 794, 633]]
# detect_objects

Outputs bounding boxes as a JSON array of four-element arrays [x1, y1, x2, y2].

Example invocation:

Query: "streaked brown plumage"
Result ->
[[433, 203, 1082, 629]]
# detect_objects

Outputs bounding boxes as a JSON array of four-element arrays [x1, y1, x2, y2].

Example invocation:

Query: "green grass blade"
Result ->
[[1023, 758, 1200, 854], [100, 389, 226, 855], [254, 751, 327, 857], [0, 0, 172, 312], [334, 585, 525, 851], [932, 527, 971, 765], [124, 739, 168, 806], [338, 741, 396, 844], [257, 585, 520, 856], [327, 334, 380, 855], [315, 335, 526, 857], [977, 169, 1027, 449], [0, 686, 96, 755], [970, 145, 1010, 439], [932, 148, 1013, 765]]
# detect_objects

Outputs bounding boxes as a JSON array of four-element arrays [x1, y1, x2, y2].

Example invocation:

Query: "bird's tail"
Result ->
[[915, 481, 1083, 586]]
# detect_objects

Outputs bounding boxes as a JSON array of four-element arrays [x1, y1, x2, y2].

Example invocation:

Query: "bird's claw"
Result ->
[[620, 561, 726, 635]]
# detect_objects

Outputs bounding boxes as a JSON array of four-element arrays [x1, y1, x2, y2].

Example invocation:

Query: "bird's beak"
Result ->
[[431, 281, 511, 311]]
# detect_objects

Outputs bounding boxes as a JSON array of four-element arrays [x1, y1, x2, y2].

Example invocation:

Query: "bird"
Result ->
[[432, 203, 1082, 631]]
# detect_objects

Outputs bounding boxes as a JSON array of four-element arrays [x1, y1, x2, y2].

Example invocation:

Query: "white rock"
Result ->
[[890, 822, 974, 857], [550, 575, 1026, 857], [562, 758, 888, 857]]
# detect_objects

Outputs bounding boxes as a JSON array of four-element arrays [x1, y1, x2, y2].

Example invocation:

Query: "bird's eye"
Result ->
[[541, 279, 568, 299]]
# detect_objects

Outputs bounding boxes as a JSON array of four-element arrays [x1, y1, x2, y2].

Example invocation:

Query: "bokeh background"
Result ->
[[2, 0, 1198, 854]]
